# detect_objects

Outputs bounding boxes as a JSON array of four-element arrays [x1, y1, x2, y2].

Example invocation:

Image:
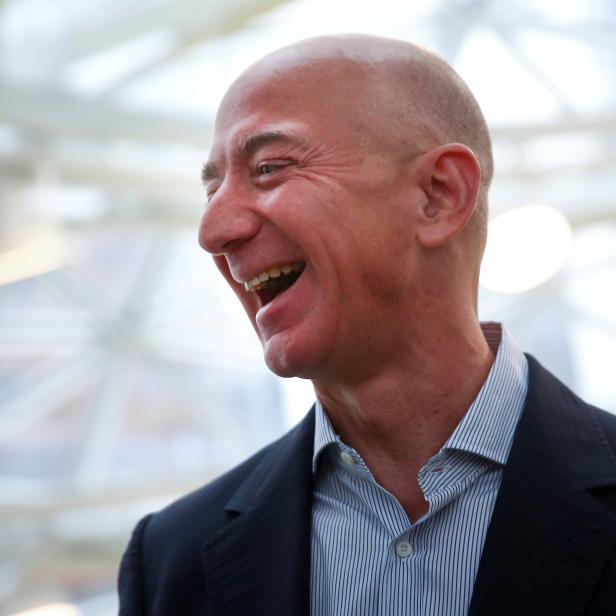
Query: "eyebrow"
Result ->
[[201, 130, 307, 185], [239, 130, 306, 155], [201, 161, 219, 184]]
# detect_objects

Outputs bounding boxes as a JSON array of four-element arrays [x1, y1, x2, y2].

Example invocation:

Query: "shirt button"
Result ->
[[395, 541, 412, 559], [340, 451, 354, 465]]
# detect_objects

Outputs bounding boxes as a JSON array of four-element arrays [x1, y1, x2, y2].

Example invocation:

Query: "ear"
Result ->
[[413, 143, 481, 248]]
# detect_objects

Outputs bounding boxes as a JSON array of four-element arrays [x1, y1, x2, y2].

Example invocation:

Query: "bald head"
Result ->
[[222, 34, 493, 190]]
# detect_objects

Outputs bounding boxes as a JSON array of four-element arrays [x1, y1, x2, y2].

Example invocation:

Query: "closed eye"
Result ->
[[256, 160, 294, 177]]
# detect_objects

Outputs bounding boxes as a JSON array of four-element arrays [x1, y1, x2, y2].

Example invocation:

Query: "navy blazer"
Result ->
[[118, 356, 616, 615]]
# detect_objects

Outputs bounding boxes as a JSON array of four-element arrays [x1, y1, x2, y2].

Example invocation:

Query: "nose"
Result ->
[[198, 176, 261, 255]]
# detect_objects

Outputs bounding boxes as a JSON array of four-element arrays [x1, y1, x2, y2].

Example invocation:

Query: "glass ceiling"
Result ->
[[1, 0, 616, 614]]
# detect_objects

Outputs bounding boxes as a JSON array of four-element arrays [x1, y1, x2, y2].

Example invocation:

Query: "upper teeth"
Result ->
[[244, 261, 304, 292]]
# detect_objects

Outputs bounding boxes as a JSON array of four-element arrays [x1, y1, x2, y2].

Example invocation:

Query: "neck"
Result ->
[[312, 320, 495, 521]]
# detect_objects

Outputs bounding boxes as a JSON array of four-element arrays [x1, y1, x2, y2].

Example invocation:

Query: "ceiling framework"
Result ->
[[1, 0, 616, 613]]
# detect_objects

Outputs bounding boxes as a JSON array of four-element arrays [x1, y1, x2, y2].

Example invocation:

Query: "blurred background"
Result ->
[[1, 0, 615, 614]]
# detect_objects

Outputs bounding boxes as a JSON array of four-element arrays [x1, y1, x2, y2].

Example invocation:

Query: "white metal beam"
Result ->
[[0, 79, 213, 146], [45, 0, 290, 69], [97, 0, 293, 92]]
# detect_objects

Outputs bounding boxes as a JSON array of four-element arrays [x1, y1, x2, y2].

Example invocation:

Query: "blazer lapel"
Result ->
[[470, 356, 616, 615], [202, 409, 315, 616]]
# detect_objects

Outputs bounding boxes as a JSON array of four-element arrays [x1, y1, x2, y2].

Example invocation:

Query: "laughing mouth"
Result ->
[[244, 261, 305, 305]]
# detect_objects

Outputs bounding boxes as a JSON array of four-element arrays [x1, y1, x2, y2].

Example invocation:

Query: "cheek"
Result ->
[[263, 175, 340, 219]]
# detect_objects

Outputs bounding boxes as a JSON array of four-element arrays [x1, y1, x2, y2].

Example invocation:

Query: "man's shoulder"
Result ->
[[589, 401, 616, 449], [472, 357, 616, 615], [119, 410, 315, 613], [141, 408, 315, 550], [522, 354, 616, 472]]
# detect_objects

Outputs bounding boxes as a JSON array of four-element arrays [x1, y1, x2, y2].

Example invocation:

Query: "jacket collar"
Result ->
[[202, 409, 315, 616], [470, 355, 616, 615]]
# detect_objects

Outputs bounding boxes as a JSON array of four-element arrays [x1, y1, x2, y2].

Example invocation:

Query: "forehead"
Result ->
[[214, 57, 370, 139], [216, 84, 319, 143]]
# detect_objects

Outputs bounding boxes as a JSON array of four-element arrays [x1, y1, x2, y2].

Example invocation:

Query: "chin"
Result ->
[[262, 334, 325, 380], [263, 347, 311, 379]]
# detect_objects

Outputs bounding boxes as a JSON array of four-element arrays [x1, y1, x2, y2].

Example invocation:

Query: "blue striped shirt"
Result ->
[[310, 323, 528, 615]]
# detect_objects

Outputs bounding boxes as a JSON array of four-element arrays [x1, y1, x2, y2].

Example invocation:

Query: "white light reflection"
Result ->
[[480, 204, 573, 294], [10, 603, 81, 616], [0, 232, 72, 286]]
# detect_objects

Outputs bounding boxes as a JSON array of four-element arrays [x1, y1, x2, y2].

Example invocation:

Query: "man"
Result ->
[[118, 34, 616, 615]]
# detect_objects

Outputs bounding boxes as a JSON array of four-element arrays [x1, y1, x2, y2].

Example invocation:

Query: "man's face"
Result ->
[[198, 66, 421, 381]]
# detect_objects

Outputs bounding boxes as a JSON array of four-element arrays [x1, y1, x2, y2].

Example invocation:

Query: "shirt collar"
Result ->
[[443, 323, 528, 465], [312, 323, 528, 473], [313, 397, 339, 474]]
